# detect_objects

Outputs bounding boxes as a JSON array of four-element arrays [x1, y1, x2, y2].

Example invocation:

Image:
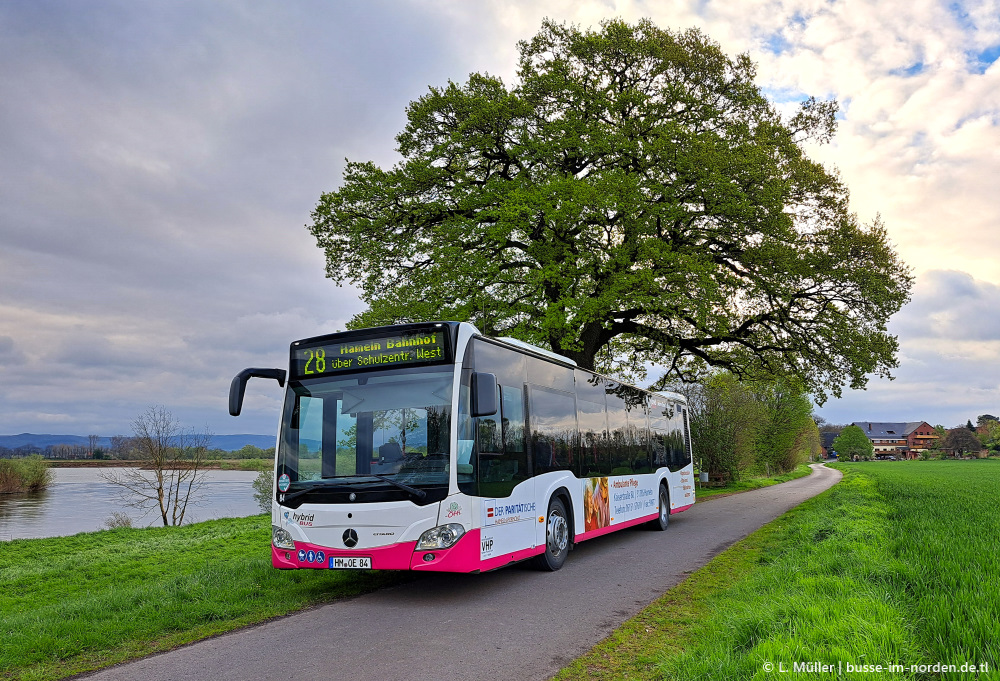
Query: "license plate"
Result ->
[[330, 556, 372, 570]]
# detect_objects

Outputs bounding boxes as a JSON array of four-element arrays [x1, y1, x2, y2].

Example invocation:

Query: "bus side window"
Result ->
[[622, 385, 650, 474], [456, 371, 477, 496], [681, 407, 693, 468], [528, 385, 577, 475], [477, 385, 528, 498], [650, 425, 668, 469], [606, 391, 631, 475], [576, 398, 608, 477], [630, 407, 652, 474], [501, 386, 526, 456], [477, 385, 503, 456]]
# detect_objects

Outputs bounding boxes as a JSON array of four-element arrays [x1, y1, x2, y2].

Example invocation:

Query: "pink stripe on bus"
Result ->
[[272, 540, 418, 570], [410, 529, 481, 572], [575, 512, 659, 542]]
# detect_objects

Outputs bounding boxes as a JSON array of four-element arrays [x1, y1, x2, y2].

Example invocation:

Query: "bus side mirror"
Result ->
[[229, 368, 287, 417], [471, 372, 498, 417]]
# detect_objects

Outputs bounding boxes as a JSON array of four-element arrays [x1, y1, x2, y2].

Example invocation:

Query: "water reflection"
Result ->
[[0, 467, 262, 541]]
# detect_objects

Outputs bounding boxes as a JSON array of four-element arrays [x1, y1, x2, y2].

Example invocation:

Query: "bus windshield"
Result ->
[[277, 366, 453, 492]]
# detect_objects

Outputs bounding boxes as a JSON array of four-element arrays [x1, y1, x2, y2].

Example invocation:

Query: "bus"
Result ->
[[229, 322, 694, 572]]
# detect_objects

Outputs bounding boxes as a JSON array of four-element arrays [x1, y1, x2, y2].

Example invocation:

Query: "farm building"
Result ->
[[852, 422, 938, 459]]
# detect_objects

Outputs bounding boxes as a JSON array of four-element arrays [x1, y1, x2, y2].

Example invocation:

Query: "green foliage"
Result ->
[[688, 373, 814, 481], [309, 18, 911, 399], [233, 444, 272, 459], [0, 454, 52, 493], [832, 424, 874, 460], [252, 468, 273, 514], [217, 458, 272, 471], [689, 373, 765, 481], [752, 378, 816, 474], [980, 420, 1000, 453]]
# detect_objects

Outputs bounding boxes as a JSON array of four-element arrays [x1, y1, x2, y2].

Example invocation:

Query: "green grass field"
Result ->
[[0, 515, 405, 681], [557, 460, 1000, 680], [7, 462, 994, 680]]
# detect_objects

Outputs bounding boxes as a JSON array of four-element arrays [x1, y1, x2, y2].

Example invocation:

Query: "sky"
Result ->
[[1, 0, 999, 438]]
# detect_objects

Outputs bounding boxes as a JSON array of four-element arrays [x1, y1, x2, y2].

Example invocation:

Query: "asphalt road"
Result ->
[[79, 463, 841, 681]]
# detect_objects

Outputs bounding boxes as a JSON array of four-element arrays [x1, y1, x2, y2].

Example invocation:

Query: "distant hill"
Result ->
[[0, 433, 276, 452]]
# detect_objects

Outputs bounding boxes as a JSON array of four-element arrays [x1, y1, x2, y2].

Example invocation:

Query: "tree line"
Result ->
[[0, 442, 273, 461], [670, 372, 821, 482]]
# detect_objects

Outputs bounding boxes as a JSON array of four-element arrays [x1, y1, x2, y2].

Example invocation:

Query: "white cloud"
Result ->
[[817, 270, 1000, 427]]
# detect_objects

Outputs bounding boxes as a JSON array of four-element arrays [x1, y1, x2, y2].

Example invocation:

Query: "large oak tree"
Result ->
[[309, 19, 912, 401]]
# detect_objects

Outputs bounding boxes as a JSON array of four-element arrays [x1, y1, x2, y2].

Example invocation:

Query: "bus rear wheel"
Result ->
[[648, 484, 670, 531], [533, 497, 570, 571]]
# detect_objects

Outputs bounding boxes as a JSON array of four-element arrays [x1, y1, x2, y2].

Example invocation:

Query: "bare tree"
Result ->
[[110, 434, 136, 460], [102, 406, 211, 526]]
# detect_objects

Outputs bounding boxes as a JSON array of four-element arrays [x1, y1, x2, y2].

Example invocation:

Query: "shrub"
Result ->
[[103, 512, 133, 529], [0, 455, 52, 493], [252, 469, 273, 514]]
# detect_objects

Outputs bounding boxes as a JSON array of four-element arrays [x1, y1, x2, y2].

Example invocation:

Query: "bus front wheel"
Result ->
[[533, 497, 570, 571]]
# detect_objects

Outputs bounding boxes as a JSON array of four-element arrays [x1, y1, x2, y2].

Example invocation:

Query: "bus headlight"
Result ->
[[416, 523, 466, 550], [272, 525, 295, 550]]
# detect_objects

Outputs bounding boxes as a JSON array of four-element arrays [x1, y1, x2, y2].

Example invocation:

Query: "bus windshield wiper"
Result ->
[[279, 475, 426, 505], [367, 474, 427, 500]]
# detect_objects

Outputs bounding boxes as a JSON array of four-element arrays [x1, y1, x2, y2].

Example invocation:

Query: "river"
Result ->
[[0, 467, 263, 541]]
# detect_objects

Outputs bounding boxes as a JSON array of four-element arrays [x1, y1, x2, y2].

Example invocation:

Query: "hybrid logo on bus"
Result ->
[[483, 499, 536, 526]]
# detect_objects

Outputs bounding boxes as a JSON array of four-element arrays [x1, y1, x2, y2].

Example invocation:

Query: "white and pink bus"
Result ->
[[230, 322, 694, 573]]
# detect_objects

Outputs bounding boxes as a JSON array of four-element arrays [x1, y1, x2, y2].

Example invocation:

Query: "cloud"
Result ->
[[817, 270, 1000, 427], [1, 0, 999, 437]]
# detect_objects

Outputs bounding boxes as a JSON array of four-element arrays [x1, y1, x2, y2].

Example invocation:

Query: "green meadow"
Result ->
[[0, 516, 405, 681], [6, 462, 996, 680], [558, 460, 1000, 680]]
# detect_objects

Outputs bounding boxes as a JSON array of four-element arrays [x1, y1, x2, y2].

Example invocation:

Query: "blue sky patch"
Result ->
[[890, 62, 926, 77], [968, 45, 1000, 74], [762, 86, 810, 105], [763, 31, 792, 55]]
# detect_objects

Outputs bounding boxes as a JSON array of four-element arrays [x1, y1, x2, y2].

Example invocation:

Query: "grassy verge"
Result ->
[[213, 458, 272, 471], [0, 515, 406, 680], [695, 462, 814, 499], [557, 461, 1000, 680]]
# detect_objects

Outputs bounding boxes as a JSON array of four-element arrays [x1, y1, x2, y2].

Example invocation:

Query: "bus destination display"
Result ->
[[292, 330, 447, 377]]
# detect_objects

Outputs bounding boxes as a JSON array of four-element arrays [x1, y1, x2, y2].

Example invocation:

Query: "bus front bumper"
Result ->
[[272, 529, 482, 572]]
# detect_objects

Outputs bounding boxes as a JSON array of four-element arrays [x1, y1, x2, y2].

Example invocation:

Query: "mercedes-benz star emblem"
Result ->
[[349, 492, 357, 501], [343, 529, 359, 548]]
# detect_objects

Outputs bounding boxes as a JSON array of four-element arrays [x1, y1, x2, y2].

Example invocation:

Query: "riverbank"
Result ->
[[0, 467, 263, 541], [42, 458, 270, 471], [555, 460, 1000, 679]]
